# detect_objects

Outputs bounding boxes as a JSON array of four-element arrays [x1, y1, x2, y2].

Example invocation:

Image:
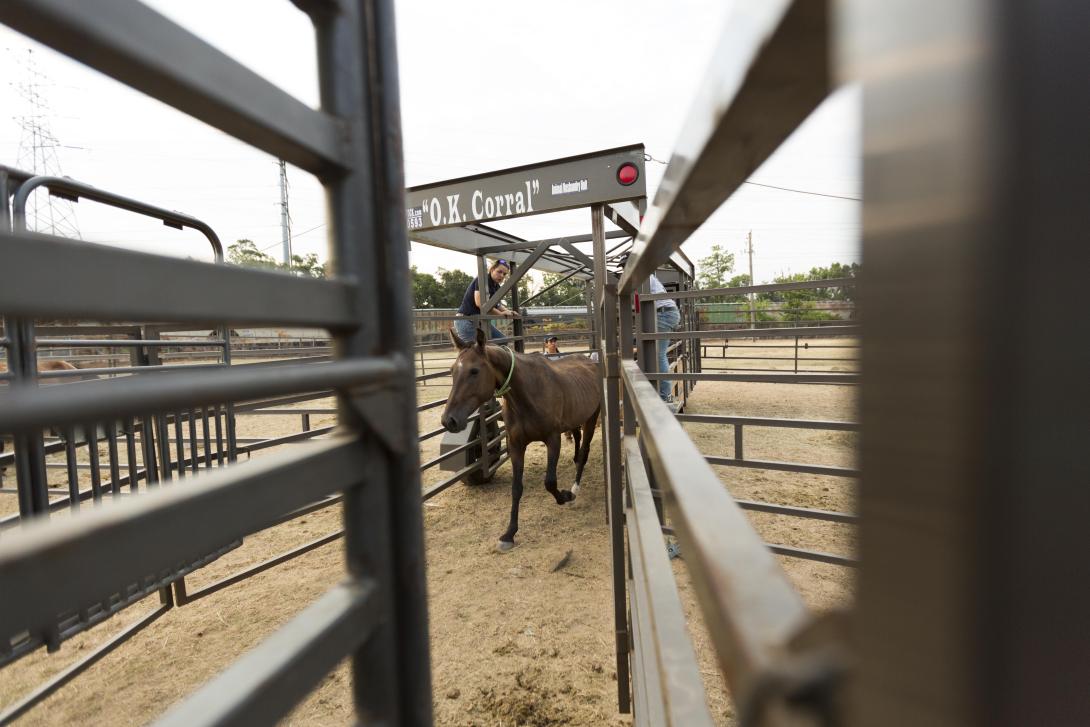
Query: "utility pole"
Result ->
[[278, 159, 293, 269], [745, 230, 756, 331]]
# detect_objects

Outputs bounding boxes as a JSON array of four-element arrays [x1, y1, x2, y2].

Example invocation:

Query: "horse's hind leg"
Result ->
[[543, 432, 574, 505], [571, 408, 600, 498], [570, 429, 581, 462]]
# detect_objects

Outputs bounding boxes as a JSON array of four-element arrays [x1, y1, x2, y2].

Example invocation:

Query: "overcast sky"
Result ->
[[0, 0, 860, 285]]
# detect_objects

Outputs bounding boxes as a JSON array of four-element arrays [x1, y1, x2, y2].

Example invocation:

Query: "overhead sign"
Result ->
[[405, 144, 646, 233]]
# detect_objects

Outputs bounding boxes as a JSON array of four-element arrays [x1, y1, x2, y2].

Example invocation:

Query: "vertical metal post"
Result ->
[[312, 1, 431, 723], [593, 204, 631, 713], [637, 281, 656, 377], [474, 253, 493, 480], [587, 281, 599, 354], [8, 319, 48, 517], [510, 261, 525, 354], [847, 2, 1090, 725]]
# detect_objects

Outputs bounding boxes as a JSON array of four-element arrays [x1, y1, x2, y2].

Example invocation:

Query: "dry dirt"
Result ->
[[1, 344, 857, 726]]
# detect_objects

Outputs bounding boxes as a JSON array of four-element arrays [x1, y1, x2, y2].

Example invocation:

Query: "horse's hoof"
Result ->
[[571, 482, 581, 498], [558, 490, 575, 504], [496, 540, 516, 553]]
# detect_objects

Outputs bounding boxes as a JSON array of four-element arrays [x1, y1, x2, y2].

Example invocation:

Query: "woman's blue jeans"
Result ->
[[655, 305, 681, 400], [454, 316, 503, 344]]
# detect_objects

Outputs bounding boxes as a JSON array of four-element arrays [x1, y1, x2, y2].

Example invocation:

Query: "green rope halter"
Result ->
[[494, 345, 516, 397]]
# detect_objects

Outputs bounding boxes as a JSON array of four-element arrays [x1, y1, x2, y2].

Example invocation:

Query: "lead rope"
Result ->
[[494, 345, 516, 397]]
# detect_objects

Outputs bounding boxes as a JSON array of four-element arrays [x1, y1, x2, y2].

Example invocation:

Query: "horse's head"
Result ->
[[441, 327, 499, 433]]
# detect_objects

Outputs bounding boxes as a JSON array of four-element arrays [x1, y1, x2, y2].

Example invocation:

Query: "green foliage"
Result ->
[[758, 263, 860, 303], [436, 268, 474, 308], [227, 239, 279, 270], [529, 273, 586, 307], [410, 266, 444, 308], [696, 245, 736, 291], [227, 239, 326, 278], [288, 253, 325, 278]]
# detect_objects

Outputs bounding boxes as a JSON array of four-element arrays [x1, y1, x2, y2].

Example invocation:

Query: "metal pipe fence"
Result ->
[[0, 2, 430, 726]]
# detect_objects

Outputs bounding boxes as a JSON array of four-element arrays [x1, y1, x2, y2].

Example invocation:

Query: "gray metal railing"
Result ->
[[0, 2, 431, 727], [594, 1, 850, 723]]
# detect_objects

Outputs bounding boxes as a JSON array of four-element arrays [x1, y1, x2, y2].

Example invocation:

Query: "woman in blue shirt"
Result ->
[[454, 259, 520, 343]]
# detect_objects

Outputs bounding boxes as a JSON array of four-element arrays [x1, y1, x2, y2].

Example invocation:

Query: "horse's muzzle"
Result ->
[[442, 414, 465, 433]]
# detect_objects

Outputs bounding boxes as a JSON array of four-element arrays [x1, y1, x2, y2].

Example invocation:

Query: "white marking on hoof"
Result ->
[[571, 483, 581, 498], [496, 540, 516, 553]]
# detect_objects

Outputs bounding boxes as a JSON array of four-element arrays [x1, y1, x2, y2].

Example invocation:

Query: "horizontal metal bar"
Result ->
[[179, 530, 344, 606], [0, 601, 172, 726], [639, 325, 859, 341], [12, 174, 224, 258], [0, 358, 398, 433], [735, 499, 857, 524], [37, 363, 225, 379], [0, 0, 346, 175], [421, 461, 479, 501], [156, 580, 378, 727], [676, 413, 858, 431], [0, 231, 358, 328], [767, 544, 857, 568], [415, 370, 451, 382], [619, 0, 829, 293], [642, 277, 856, 302], [417, 397, 448, 412], [624, 436, 715, 726], [35, 339, 224, 348], [0, 437, 367, 636], [236, 408, 338, 416], [643, 372, 860, 384], [419, 440, 475, 471], [706, 455, 859, 478], [232, 391, 335, 413], [236, 426, 335, 455], [621, 360, 809, 695], [418, 425, 447, 443]]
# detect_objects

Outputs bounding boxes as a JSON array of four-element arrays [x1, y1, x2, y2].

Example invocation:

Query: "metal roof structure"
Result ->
[[405, 144, 694, 280]]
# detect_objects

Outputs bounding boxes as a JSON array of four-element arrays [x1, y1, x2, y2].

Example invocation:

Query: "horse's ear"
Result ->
[[475, 326, 487, 350], [449, 327, 467, 350]]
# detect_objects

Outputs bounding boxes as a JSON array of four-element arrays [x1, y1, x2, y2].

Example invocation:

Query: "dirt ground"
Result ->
[[0, 343, 857, 726]]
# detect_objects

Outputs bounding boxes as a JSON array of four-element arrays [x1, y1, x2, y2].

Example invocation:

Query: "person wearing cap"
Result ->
[[650, 273, 681, 402], [543, 335, 562, 360], [454, 258, 520, 344]]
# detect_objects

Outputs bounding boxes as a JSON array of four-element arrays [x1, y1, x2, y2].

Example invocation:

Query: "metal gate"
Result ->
[[0, 1, 431, 725], [595, 0, 1090, 724]]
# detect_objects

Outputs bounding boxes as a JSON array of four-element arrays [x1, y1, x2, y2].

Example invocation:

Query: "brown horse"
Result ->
[[441, 327, 600, 552]]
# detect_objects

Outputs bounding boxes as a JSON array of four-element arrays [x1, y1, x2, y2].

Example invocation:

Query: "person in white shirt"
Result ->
[[650, 274, 681, 401]]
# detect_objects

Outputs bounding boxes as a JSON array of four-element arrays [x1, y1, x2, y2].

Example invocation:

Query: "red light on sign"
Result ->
[[617, 163, 639, 186]]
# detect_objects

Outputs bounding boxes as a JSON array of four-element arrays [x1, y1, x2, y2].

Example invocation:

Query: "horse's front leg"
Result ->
[[543, 433, 574, 504], [497, 438, 527, 552]]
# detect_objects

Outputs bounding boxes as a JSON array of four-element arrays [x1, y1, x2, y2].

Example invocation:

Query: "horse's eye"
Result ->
[[469, 368, 479, 375]]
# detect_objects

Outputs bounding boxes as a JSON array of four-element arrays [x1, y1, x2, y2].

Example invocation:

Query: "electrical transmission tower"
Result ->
[[11, 47, 81, 239]]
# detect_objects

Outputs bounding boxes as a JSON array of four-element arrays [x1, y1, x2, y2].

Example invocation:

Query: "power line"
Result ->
[[642, 151, 860, 201], [741, 181, 860, 201]]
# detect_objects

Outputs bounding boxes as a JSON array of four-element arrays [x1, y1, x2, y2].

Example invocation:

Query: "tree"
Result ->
[[696, 244, 736, 291], [436, 268, 474, 309], [227, 239, 279, 270], [227, 239, 326, 278], [287, 253, 325, 278], [530, 272, 586, 307], [410, 266, 444, 307]]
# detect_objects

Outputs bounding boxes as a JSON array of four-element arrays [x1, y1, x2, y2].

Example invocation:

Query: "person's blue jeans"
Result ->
[[454, 316, 503, 345], [655, 305, 681, 400]]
